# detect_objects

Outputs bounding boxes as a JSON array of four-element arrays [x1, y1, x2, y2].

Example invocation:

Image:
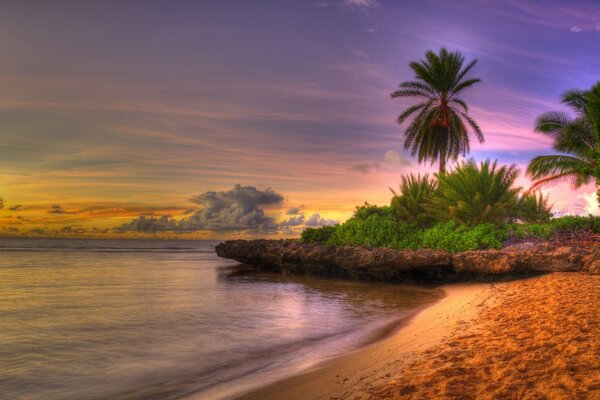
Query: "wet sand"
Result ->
[[236, 273, 600, 400]]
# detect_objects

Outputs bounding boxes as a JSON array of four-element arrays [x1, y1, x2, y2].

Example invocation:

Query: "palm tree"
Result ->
[[527, 82, 600, 203], [391, 48, 484, 173]]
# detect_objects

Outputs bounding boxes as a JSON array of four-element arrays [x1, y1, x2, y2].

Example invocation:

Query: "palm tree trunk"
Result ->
[[439, 150, 446, 174]]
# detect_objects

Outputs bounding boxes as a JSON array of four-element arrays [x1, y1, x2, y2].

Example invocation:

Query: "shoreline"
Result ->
[[233, 281, 497, 400]]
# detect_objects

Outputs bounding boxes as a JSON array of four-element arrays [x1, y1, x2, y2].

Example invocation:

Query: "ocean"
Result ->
[[0, 238, 442, 399]]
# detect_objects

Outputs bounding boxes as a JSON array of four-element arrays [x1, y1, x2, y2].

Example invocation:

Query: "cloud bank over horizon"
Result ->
[[116, 184, 338, 236]]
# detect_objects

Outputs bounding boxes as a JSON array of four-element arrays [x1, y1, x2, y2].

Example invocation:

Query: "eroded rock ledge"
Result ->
[[215, 240, 600, 282]]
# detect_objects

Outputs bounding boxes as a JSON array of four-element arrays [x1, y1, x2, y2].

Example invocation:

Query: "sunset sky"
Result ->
[[1, 0, 599, 238]]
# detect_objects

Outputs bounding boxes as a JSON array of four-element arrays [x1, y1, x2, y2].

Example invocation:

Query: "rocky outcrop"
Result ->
[[215, 240, 453, 282], [215, 240, 600, 283], [452, 244, 589, 275]]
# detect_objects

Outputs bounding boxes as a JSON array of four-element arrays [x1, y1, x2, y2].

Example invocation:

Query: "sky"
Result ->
[[0, 0, 599, 238]]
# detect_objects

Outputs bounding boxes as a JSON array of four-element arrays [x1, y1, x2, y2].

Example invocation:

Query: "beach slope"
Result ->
[[237, 273, 599, 400], [236, 282, 495, 399]]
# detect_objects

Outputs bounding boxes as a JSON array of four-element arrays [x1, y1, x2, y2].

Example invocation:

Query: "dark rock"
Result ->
[[452, 244, 586, 275], [216, 240, 452, 282], [452, 250, 519, 275], [583, 249, 600, 274], [215, 239, 598, 282]]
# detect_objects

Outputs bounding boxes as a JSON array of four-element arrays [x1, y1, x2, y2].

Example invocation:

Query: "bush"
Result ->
[[352, 203, 394, 220], [517, 191, 552, 223], [512, 215, 600, 240], [421, 221, 508, 252], [550, 215, 600, 232], [325, 212, 508, 253], [301, 225, 337, 243], [428, 159, 521, 225], [327, 208, 411, 248], [390, 173, 437, 227], [514, 223, 555, 239]]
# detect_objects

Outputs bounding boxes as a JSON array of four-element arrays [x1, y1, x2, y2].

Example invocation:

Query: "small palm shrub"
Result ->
[[390, 173, 437, 227], [517, 192, 553, 223], [428, 159, 521, 225]]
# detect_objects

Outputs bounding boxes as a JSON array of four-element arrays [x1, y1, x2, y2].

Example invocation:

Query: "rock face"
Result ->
[[215, 240, 453, 282], [452, 244, 588, 275], [215, 240, 600, 283]]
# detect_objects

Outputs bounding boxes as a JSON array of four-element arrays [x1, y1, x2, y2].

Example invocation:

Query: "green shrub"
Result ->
[[421, 221, 508, 252], [327, 210, 410, 248], [301, 225, 337, 243], [428, 159, 521, 225], [550, 215, 600, 232], [517, 192, 552, 223], [511, 215, 600, 240], [518, 223, 555, 239], [352, 203, 394, 220], [390, 173, 437, 227], [325, 212, 508, 252]]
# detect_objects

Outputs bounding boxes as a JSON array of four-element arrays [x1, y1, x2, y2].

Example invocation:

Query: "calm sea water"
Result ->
[[0, 238, 442, 400]]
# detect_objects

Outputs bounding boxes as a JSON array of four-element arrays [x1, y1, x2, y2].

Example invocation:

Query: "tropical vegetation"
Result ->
[[301, 160, 561, 253], [301, 50, 600, 254], [527, 82, 600, 203], [391, 48, 483, 173]]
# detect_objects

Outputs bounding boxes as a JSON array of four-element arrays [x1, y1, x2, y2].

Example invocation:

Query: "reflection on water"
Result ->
[[0, 238, 442, 400]]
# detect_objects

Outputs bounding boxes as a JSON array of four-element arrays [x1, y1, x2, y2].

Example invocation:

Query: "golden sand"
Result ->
[[366, 273, 600, 400], [237, 273, 599, 400]]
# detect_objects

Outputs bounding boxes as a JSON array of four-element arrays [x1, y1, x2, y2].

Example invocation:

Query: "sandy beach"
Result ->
[[237, 273, 599, 400]]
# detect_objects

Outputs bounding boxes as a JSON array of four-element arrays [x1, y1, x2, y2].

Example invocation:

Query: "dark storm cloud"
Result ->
[[118, 184, 284, 233], [8, 205, 23, 211], [185, 184, 284, 231]]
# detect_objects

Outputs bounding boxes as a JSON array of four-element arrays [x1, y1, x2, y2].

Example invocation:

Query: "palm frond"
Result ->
[[527, 155, 592, 181], [528, 173, 580, 191], [451, 98, 468, 112], [396, 102, 431, 124], [390, 89, 434, 99], [461, 112, 484, 143], [453, 59, 478, 87], [451, 78, 482, 95], [398, 81, 435, 95]]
